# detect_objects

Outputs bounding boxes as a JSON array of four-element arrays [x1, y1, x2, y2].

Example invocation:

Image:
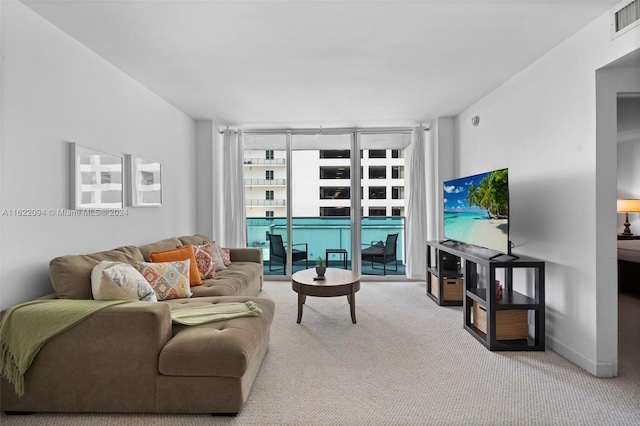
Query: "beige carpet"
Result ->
[[2, 281, 639, 425]]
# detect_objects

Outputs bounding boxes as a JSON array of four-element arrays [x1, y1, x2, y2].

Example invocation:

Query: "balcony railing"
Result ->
[[244, 179, 286, 186], [246, 199, 286, 206], [246, 216, 405, 275], [243, 158, 285, 165]]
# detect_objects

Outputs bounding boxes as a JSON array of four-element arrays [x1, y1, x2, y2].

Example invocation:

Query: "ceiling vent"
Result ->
[[612, 0, 640, 38]]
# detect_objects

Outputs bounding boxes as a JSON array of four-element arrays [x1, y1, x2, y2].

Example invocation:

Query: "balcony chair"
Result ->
[[267, 233, 309, 274], [361, 233, 399, 275]]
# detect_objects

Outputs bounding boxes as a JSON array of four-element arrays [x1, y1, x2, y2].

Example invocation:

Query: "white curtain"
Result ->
[[405, 126, 428, 279], [222, 129, 247, 248]]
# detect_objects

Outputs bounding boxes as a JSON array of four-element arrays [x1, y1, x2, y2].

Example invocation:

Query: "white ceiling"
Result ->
[[22, 0, 621, 129]]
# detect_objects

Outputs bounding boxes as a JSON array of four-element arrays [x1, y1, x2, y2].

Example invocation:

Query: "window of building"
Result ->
[[320, 187, 350, 199], [369, 149, 386, 159], [320, 150, 350, 159], [392, 166, 404, 179], [391, 149, 404, 159], [265, 210, 274, 217], [369, 166, 386, 179], [320, 207, 351, 216], [368, 207, 386, 216], [265, 150, 274, 160], [392, 186, 404, 199], [265, 190, 274, 200], [320, 166, 350, 179], [392, 207, 404, 216], [265, 170, 274, 180], [369, 186, 386, 199]]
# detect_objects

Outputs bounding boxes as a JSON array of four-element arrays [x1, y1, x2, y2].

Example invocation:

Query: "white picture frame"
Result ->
[[126, 154, 162, 207], [69, 142, 124, 210]]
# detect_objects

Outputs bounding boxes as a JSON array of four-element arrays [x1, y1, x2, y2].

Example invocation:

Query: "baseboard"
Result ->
[[546, 335, 618, 377]]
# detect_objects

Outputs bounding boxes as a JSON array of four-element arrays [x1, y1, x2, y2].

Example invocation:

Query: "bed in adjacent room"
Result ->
[[618, 239, 640, 292]]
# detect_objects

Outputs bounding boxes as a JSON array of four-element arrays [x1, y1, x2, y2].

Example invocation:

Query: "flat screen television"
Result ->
[[443, 168, 511, 256]]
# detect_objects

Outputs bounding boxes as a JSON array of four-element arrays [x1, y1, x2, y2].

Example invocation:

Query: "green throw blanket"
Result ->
[[0, 299, 130, 396], [171, 301, 262, 325]]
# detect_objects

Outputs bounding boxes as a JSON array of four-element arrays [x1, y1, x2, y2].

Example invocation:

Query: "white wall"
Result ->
[[0, 1, 196, 309], [454, 9, 640, 376], [195, 120, 218, 239]]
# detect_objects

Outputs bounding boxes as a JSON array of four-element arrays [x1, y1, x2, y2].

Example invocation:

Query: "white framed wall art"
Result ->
[[126, 154, 162, 207], [69, 142, 124, 209]]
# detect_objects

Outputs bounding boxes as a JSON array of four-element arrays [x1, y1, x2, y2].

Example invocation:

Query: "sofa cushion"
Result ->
[[50, 246, 145, 300], [136, 260, 193, 301], [190, 262, 263, 297], [91, 261, 157, 302], [149, 246, 203, 286], [138, 237, 183, 261], [159, 296, 275, 377], [177, 234, 212, 246]]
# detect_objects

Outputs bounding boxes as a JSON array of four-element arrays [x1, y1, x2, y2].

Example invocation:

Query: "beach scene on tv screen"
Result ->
[[443, 169, 509, 253]]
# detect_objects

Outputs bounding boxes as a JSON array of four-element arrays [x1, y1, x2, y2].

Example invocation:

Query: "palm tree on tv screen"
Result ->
[[465, 169, 508, 219]]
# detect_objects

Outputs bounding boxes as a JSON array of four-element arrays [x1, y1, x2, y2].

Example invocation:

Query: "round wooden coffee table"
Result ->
[[291, 268, 361, 324]]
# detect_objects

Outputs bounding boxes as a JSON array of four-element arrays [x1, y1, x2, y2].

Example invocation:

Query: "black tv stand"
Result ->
[[426, 240, 545, 351]]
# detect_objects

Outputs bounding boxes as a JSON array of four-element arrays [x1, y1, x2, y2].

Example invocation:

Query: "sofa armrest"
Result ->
[[1, 301, 173, 412], [230, 247, 263, 264]]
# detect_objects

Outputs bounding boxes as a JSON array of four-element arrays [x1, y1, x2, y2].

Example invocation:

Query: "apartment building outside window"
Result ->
[[265, 190, 274, 200], [265, 210, 274, 217], [265, 150, 274, 160], [265, 170, 274, 180]]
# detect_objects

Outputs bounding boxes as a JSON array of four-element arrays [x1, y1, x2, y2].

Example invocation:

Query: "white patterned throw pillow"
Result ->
[[91, 261, 157, 302]]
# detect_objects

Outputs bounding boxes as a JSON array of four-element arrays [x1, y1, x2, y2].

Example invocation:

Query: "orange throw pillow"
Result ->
[[149, 245, 203, 286]]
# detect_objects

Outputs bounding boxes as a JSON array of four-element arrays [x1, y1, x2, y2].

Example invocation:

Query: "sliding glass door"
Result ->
[[359, 132, 409, 276], [291, 133, 353, 272], [243, 129, 410, 278]]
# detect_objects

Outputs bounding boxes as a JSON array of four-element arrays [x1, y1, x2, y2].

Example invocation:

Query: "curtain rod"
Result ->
[[219, 126, 429, 135]]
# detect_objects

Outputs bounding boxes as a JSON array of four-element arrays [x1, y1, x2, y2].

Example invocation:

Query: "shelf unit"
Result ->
[[426, 241, 463, 306], [427, 240, 545, 351]]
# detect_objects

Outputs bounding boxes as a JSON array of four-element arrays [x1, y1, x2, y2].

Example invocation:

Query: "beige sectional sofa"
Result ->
[[0, 234, 274, 415]]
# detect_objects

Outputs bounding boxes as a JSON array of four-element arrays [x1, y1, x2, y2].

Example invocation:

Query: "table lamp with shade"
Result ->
[[617, 199, 640, 236]]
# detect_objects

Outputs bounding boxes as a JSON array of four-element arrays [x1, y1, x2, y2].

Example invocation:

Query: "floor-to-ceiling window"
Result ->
[[359, 132, 409, 276], [243, 129, 410, 277], [291, 133, 353, 272]]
